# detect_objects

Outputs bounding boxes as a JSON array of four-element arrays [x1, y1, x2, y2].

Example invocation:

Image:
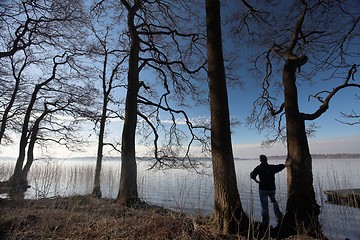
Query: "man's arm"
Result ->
[[252, 178, 260, 184], [250, 168, 260, 184], [271, 164, 285, 174]]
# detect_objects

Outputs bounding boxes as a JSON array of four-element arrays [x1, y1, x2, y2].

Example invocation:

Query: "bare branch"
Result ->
[[336, 109, 360, 125], [304, 64, 359, 120]]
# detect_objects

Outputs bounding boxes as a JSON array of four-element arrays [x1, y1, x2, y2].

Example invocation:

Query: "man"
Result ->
[[250, 154, 285, 227]]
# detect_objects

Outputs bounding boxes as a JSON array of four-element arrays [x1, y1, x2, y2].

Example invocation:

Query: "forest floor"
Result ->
[[0, 195, 315, 240]]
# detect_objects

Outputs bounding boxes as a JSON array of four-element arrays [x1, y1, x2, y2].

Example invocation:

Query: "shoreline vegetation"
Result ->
[[1, 153, 360, 162], [268, 153, 360, 160], [0, 195, 316, 240]]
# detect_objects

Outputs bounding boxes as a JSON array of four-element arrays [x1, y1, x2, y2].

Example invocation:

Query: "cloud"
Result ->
[[233, 142, 287, 159], [232, 135, 360, 159], [308, 136, 360, 155], [2, 133, 359, 160]]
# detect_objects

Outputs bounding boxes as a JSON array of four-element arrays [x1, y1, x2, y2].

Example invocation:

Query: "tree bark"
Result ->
[[206, 0, 249, 234], [92, 107, 106, 198], [0, 71, 20, 144], [22, 108, 48, 180], [116, 1, 140, 206], [280, 59, 322, 238], [8, 84, 41, 198], [92, 54, 110, 198]]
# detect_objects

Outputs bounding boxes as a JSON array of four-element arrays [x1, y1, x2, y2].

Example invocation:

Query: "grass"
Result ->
[[0, 195, 318, 240], [0, 195, 219, 239]]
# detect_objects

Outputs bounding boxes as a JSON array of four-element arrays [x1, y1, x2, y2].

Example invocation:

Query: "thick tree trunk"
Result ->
[[279, 59, 322, 238], [116, 4, 140, 206], [206, 0, 249, 234]]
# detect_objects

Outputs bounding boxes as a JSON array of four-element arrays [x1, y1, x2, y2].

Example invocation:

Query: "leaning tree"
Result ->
[[0, 0, 94, 197]]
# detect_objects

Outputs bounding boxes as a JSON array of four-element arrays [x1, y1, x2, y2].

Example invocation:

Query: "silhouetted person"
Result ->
[[250, 154, 285, 227]]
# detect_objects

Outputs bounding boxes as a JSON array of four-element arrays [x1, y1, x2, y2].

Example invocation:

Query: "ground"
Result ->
[[0, 195, 316, 240]]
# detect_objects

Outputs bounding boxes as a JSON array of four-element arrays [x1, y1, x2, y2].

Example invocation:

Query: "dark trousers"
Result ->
[[259, 190, 283, 226]]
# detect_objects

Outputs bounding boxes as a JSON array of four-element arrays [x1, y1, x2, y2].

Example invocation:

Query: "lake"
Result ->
[[1, 157, 359, 239]]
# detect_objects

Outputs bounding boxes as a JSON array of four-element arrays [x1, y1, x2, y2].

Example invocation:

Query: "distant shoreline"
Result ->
[[266, 153, 360, 160], [1, 153, 360, 162]]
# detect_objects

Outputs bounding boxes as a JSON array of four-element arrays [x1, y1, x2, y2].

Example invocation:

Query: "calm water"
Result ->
[[1, 157, 359, 239]]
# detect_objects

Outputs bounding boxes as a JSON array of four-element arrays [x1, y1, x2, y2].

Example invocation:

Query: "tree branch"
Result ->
[[304, 64, 359, 120]]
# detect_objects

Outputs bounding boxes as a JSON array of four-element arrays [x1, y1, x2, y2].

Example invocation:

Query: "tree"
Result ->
[[0, 0, 94, 197], [205, 0, 249, 234], [8, 54, 69, 197], [0, 53, 28, 145], [0, 0, 39, 144], [91, 0, 208, 206], [114, 0, 142, 205], [7, 52, 95, 198], [0, 0, 87, 145], [86, 15, 128, 198], [0, 1, 35, 58], [245, 1, 359, 237]]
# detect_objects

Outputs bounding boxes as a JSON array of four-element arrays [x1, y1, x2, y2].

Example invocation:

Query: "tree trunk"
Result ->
[[280, 59, 322, 238], [92, 99, 107, 198], [8, 54, 61, 197], [22, 109, 47, 180], [116, 3, 140, 206], [9, 84, 41, 198], [0, 75, 20, 144], [206, 0, 249, 234]]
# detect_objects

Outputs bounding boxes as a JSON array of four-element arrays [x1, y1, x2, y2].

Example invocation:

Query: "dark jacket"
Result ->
[[250, 162, 285, 191]]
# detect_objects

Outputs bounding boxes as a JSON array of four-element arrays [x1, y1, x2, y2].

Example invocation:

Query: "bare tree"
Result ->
[[242, 1, 359, 237], [0, 0, 94, 197], [7, 52, 94, 197], [205, 0, 249, 234], [86, 14, 128, 198], [0, 53, 28, 144], [0, 0, 87, 145], [0, 1, 35, 58], [90, 0, 208, 206]]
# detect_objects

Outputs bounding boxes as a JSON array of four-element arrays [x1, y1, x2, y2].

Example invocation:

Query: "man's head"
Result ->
[[260, 154, 267, 163]]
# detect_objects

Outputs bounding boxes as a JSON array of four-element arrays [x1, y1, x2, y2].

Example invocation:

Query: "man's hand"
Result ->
[[285, 157, 292, 167]]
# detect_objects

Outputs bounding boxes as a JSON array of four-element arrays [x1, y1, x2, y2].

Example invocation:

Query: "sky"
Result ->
[[212, 0, 360, 158], [1, 0, 359, 160], [21, 72, 359, 160]]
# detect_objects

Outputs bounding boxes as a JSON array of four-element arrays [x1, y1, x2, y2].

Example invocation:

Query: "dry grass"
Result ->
[[0, 195, 230, 240], [0, 195, 318, 240]]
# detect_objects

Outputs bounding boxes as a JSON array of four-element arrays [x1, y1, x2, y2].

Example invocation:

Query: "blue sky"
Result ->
[[228, 77, 360, 157], [62, 0, 360, 159], [221, 0, 360, 158], [227, 71, 360, 142], [1, 0, 359, 160], [226, 52, 360, 157], [182, 67, 360, 158]]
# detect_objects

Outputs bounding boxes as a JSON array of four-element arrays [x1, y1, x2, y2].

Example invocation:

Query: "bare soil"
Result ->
[[0, 195, 315, 240]]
